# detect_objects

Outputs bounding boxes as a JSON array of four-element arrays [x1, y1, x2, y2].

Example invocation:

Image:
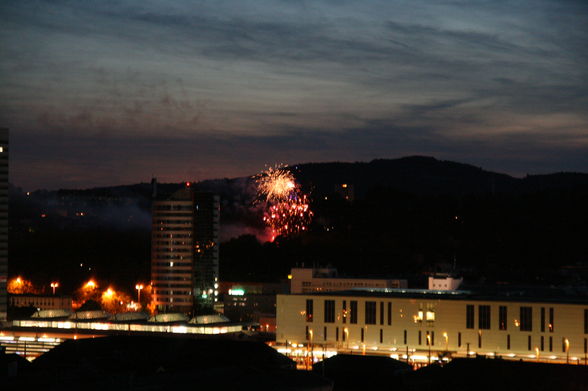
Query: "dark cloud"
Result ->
[[1, 0, 587, 190]]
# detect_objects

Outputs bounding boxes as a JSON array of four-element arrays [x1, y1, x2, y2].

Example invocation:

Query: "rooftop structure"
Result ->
[[290, 267, 407, 294], [428, 274, 463, 291]]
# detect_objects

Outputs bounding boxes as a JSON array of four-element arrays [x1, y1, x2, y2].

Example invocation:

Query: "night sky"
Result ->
[[1, 1, 587, 190]]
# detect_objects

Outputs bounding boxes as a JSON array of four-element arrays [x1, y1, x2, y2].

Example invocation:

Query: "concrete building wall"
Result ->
[[152, 198, 195, 312], [277, 293, 588, 362], [0, 129, 7, 322], [151, 187, 220, 313], [192, 192, 220, 304]]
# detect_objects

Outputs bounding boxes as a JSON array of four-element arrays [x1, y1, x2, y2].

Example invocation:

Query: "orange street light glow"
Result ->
[[84, 280, 97, 289], [135, 283, 144, 302]]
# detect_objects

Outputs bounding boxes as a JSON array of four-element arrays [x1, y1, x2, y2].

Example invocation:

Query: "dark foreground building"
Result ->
[[4, 335, 332, 390]]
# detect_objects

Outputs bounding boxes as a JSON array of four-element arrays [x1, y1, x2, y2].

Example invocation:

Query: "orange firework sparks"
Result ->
[[256, 165, 313, 241], [256, 164, 297, 202]]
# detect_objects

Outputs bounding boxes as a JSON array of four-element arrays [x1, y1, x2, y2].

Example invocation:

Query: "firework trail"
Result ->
[[255, 165, 313, 241]]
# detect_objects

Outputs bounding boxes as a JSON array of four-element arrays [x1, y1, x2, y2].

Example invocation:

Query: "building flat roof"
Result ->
[[286, 286, 588, 305]]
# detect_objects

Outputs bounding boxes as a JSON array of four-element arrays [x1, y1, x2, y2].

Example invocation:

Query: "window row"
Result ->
[[154, 205, 193, 211], [306, 299, 393, 326], [153, 233, 192, 239], [155, 219, 192, 225], [466, 305, 557, 332], [303, 326, 587, 354]]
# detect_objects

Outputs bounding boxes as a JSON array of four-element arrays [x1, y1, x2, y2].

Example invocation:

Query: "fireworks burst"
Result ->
[[256, 165, 313, 241], [256, 165, 296, 202]]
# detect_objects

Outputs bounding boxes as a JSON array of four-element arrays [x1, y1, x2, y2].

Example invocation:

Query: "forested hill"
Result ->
[[10, 156, 588, 289]]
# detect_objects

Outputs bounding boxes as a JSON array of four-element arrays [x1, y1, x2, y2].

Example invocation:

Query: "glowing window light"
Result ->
[[171, 326, 188, 334], [92, 323, 110, 331], [38, 337, 57, 343], [411, 355, 437, 361]]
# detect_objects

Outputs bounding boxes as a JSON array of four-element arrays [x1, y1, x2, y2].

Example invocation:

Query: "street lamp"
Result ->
[[50, 282, 59, 295], [135, 284, 144, 303], [565, 338, 570, 364]]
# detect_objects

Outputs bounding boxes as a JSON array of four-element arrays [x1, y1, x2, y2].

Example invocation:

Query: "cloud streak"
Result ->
[[1, 0, 587, 189]]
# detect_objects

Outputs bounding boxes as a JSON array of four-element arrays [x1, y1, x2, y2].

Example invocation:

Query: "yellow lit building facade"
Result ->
[[276, 289, 588, 364]]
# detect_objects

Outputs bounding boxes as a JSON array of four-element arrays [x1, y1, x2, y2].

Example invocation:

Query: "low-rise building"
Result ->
[[9, 294, 72, 310], [276, 287, 588, 364], [290, 267, 407, 294], [221, 281, 288, 324]]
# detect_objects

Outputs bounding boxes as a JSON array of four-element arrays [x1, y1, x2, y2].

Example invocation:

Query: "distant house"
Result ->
[[9, 294, 72, 311]]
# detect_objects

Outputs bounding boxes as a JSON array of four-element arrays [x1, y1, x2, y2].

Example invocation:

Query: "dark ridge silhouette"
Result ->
[[9, 156, 588, 290], [21, 156, 588, 199]]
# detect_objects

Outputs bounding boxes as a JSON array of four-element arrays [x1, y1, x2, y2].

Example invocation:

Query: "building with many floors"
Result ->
[[151, 184, 220, 313], [0, 129, 7, 323]]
